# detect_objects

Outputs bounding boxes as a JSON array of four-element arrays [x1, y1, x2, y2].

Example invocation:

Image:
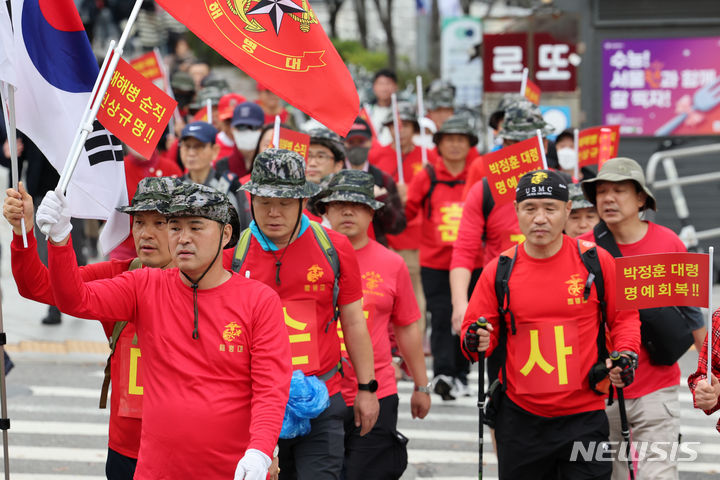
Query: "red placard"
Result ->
[[578, 125, 620, 167], [524, 79, 541, 105], [283, 300, 321, 373], [129, 51, 163, 81], [483, 32, 577, 93], [117, 336, 144, 419], [97, 58, 177, 159], [482, 136, 544, 205], [615, 253, 709, 310], [277, 127, 310, 159]]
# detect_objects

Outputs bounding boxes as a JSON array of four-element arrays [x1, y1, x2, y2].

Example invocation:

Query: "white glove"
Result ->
[[234, 448, 271, 480], [36, 188, 72, 243]]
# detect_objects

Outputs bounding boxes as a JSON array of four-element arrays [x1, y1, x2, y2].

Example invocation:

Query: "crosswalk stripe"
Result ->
[[10, 404, 108, 417], [29, 386, 99, 398], [9, 420, 106, 436], [10, 446, 105, 463], [408, 449, 497, 465]]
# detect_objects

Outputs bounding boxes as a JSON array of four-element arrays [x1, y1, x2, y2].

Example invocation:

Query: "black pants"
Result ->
[[495, 396, 612, 480], [106, 447, 137, 480], [342, 394, 407, 480], [279, 393, 346, 480], [421, 267, 480, 380]]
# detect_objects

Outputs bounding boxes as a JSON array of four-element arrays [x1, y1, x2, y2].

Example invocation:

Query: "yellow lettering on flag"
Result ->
[[129, 347, 143, 395], [520, 330, 555, 376], [554, 326, 573, 385]]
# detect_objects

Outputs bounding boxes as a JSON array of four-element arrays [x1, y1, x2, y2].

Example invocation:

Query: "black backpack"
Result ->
[[422, 164, 466, 219]]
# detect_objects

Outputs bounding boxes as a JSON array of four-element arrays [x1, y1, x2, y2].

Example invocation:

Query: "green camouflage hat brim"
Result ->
[[568, 184, 594, 210], [316, 190, 384, 211], [499, 123, 555, 141], [163, 183, 234, 224], [116, 177, 180, 215], [240, 180, 321, 199]]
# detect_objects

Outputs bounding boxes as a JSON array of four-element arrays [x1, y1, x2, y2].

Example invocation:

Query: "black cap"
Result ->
[[516, 169, 569, 203]]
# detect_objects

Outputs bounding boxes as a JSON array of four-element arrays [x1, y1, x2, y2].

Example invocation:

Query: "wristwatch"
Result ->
[[414, 383, 431, 394], [358, 379, 378, 393]]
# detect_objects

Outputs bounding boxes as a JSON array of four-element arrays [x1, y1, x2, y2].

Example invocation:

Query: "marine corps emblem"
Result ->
[[565, 274, 584, 297], [531, 171, 548, 184], [363, 271, 383, 290], [226, 0, 318, 35], [222, 322, 243, 342], [307, 264, 324, 283]]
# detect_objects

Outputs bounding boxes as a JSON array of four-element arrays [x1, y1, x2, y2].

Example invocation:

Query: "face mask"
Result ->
[[347, 146, 370, 166], [232, 129, 261, 150], [557, 147, 578, 171]]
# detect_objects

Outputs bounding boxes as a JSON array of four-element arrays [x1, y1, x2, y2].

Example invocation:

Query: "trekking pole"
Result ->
[[476, 317, 488, 480], [610, 351, 634, 480]]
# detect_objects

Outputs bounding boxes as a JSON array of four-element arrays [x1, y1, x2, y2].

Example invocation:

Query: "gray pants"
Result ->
[[606, 385, 680, 480], [278, 393, 346, 480]]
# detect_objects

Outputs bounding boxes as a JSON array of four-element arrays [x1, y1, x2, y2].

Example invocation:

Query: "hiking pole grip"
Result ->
[[610, 351, 634, 480], [476, 317, 488, 480]]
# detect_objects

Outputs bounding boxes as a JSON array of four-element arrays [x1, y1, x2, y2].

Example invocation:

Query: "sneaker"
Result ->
[[41, 306, 62, 325], [453, 377, 472, 397], [432, 375, 456, 401]]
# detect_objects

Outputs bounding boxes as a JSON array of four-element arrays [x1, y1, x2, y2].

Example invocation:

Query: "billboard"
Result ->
[[441, 16, 482, 107], [602, 37, 720, 137]]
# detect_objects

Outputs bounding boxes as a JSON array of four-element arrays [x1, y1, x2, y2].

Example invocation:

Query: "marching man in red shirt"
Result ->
[[231, 149, 379, 480], [34, 182, 291, 479], [315, 170, 431, 479], [406, 114, 482, 400], [461, 170, 640, 480], [4, 177, 183, 479]]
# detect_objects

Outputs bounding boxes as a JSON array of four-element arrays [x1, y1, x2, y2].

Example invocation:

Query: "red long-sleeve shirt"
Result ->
[[48, 242, 291, 479], [461, 236, 641, 417], [450, 179, 523, 270], [405, 160, 479, 270], [688, 309, 720, 432], [11, 232, 141, 458]]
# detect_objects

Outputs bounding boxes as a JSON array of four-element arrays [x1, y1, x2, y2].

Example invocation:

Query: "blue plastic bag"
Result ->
[[280, 370, 330, 439]]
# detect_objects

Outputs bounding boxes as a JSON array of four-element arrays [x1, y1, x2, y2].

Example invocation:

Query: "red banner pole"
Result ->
[[709, 246, 715, 379], [391, 93, 404, 185]]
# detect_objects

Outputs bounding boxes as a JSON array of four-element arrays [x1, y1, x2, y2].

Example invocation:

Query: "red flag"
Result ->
[[130, 51, 163, 81], [482, 136, 544, 206], [155, 0, 359, 135], [97, 58, 177, 159], [277, 127, 310, 159], [615, 253, 709, 310], [524, 79, 541, 105], [578, 125, 620, 167]]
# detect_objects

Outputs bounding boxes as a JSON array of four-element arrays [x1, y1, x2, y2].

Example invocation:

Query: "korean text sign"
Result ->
[[277, 127, 310, 159], [129, 52, 163, 81], [483, 136, 544, 205], [616, 253, 709, 310], [602, 37, 720, 137], [578, 125, 619, 167], [97, 58, 177, 159]]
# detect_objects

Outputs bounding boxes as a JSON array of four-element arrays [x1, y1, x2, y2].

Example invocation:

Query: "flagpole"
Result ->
[[55, 0, 145, 197], [536, 130, 547, 170], [272, 115, 281, 148], [205, 99, 212, 124], [573, 128, 580, 180], [416, 76, 428, 166], [1, 81, 26, 246], [391, 93, 404, 185], [154, 47, 178, 135], [709, 247, 714, 379], [520, 68, 528, 96]]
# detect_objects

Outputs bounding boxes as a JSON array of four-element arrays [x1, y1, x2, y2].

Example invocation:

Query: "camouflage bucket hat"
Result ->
[[315, 170, 384, 213], [433, 114, 478, 147], [581, 157, 657, 211], [189, 86, 224, 110], [568, 183, 594, 210], [499, 99, 554, 141], [426, 88, 455, 110], [383, 102, 418, 127], [495, 93, 524, 114], [171, 71, 195, 92], [308, 127, 346, 162], [163, 182, 234, 225], [116, 176, 181, 215], [240, 148, 322, 199]]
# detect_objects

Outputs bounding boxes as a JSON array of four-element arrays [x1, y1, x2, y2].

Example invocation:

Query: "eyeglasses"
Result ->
[[307, 151, 334, 162]]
